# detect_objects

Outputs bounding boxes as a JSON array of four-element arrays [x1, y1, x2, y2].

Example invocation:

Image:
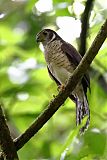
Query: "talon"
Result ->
[[58, 84, 65, 91]]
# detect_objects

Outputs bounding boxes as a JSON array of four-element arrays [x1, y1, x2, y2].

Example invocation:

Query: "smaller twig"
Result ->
[[0, 104, 19, 160]]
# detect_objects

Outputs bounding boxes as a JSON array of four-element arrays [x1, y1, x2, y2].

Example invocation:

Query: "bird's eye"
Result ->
[[43, 32, 48, 36]]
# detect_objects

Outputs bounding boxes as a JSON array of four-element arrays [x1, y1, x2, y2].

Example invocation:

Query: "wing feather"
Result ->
[[61, 42, 90, 92]]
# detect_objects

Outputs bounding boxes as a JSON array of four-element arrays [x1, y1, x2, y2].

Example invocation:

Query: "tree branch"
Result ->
[[79, 0, 94, 56], [79, 0, 107, 93], [13, 19, 107, 151], [0, 104, 19, 160], [79, 0, 107, 92]]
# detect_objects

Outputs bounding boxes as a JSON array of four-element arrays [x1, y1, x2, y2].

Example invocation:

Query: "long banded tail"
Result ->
[[76, 94, 90, 133]]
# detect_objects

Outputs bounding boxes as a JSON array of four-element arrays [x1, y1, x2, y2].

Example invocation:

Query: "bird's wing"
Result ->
[[47, 66, 60, 86], [47, 66, 76, 102], [61, 42, 90, 92], [61, 42, 82, 66]]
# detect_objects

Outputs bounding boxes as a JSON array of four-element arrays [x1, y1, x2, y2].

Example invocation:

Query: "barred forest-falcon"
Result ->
[[36, 29, 90, 133]]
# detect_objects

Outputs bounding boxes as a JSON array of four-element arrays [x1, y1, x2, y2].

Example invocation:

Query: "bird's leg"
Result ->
[[60, 84, 65, 91], [57, 84, 65, 91]]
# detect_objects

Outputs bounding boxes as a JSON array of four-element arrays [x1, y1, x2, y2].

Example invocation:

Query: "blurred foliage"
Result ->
[[0, 0, 107, 160]]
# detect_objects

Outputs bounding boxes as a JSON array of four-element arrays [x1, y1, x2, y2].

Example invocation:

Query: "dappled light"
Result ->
[[0, 0, 107, 160]]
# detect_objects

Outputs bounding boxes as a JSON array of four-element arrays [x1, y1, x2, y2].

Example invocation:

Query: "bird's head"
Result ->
[[36, 29, 59, 46]]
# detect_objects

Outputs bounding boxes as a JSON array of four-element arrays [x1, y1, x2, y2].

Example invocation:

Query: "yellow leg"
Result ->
[[58, 84, 65, 91]]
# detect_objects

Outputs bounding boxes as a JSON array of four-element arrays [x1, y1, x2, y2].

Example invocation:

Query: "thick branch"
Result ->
[[13, 19, 107, 151], [79, 0, 94, 56], [0, 105, 19, 160]]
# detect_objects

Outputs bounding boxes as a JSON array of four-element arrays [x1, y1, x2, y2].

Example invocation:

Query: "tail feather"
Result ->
[[76, 94, 90, 133]]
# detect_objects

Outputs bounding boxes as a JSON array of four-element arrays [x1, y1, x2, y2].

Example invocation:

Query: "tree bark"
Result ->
[[0, 105, 19, 160]]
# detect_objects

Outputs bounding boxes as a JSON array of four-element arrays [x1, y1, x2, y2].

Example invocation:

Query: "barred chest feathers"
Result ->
[[36, 29, 90, 132], [44, 40, 74, 84]]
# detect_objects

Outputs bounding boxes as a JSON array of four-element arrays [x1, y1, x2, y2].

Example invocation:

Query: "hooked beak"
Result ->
[[36, 33, 44, 43]]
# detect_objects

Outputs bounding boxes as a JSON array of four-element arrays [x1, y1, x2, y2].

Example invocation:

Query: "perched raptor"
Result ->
[[36, 29, 90, 132]]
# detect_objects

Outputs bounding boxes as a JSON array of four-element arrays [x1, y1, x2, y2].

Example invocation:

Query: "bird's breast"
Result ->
[[44, 40, 71, 68], [44, 40, 74, 84]]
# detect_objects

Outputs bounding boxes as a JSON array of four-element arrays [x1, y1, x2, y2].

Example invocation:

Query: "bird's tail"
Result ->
[[75, 93, 90, 133]]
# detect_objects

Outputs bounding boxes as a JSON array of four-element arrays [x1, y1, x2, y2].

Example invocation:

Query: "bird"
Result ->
[[36, 29, 90, 133]]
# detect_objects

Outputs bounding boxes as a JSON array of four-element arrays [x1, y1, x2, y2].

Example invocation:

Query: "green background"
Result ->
[[0, 0, 107, 159]]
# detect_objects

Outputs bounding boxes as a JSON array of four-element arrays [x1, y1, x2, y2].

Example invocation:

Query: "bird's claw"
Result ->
[[57, 84, 65, 91]]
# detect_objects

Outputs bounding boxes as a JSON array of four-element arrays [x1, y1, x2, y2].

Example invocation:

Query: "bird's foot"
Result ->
[[58, 84, 65, 91]]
